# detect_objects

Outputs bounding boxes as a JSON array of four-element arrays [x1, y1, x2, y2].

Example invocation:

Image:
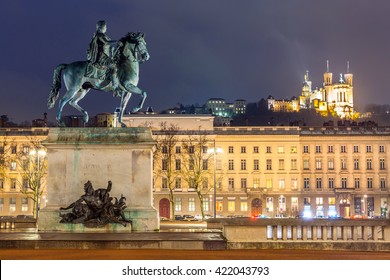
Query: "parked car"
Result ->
[[182, 215, 198, 221], [174, 215, 183, 221]]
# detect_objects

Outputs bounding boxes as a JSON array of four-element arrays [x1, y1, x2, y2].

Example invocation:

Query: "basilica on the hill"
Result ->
[[268, 61, 356, 119]]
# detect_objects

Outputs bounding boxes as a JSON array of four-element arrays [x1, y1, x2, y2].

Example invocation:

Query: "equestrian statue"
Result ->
[[47, 20, 150, 127]]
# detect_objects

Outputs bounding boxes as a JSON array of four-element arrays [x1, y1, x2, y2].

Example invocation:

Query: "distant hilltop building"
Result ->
[[205, 98, 247, 117], [268, 61, 356, 119]]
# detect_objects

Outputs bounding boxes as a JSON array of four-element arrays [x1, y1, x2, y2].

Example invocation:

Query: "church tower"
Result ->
[[344, 61, 353, 86], [323, 60, 333, 86]]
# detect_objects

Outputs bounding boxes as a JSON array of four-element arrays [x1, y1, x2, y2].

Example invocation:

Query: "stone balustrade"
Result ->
[[208, 218, 390, 250]]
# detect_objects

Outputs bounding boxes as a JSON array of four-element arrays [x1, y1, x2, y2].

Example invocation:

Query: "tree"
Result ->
[[153, 122, 180, 220], [14, 139, 47, 219], [181, 129, 215, 220]]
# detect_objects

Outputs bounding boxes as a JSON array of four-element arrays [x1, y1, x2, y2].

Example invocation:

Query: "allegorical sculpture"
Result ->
[[59, 180, 132, 227], [47, 20, 150, 127]]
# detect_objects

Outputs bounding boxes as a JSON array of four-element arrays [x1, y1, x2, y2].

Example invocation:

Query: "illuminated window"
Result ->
[[278, 159, 284, 170], [278, 178, 285, 189], [291, 146, 297, 153], [10, 161, 16, 171], [9, 198, 16, 212], [341, 158, 347, 170], [202, 197, 209, 212], [240, 201, 248, 211], [216, 201, 223, 212], [291, 159, 297, 170], [266, 197, 273, 212], [228, 201, 235, 212], [328, 158, 334, 170], [315, 159, 322, 170], [175, 197, 182, 211], [266, 178, 273, 189], [291, 178, 298, 190], [278, 146, 284, 153], [188, 197, 195, 212], [21, 198, 28, 212], [253, 178, 260, 188], [303, 159, 309, 170]]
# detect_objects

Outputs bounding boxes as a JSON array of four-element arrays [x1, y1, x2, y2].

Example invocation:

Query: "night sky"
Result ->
[[1, 0, 390, 123]]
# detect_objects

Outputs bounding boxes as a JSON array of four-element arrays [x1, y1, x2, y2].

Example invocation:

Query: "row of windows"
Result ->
[[161, 146, 209, 154], [0, 145, 30, 154], [304, 158, 386, 170], [161, 159, 209, 171], [171, 197, 342, 214], [303, 144, 386, 154], [159, 176, 388, 191], [0, 197, 29, 212], [227, 146, 297, 154], [0, 179, 30, 189], [303, 177, 387, 190]]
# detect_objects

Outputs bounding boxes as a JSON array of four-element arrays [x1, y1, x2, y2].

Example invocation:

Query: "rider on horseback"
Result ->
[[87, 20, 122, 93]]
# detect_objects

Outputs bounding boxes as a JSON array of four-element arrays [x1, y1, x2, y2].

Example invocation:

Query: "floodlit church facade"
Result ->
[[269, 61, 356, 119]]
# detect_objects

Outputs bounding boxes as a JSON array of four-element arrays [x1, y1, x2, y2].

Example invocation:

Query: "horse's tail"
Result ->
[[48, 63, 67, 109]]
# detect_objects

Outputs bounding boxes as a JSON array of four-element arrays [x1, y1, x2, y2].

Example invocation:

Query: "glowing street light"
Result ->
[[29, 149, 46, 220], [208, 140, 223, 219]]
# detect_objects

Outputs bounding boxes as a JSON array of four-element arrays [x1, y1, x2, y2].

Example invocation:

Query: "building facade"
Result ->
[[151, 117, 389, 219], [0, 128, 48, 216], [1, 118, 389, 220]]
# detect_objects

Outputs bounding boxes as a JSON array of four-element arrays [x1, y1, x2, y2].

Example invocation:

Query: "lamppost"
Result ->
[[29, 149, 46, 220], [363, 194, 368, 217], [208, 140, 223, 219]]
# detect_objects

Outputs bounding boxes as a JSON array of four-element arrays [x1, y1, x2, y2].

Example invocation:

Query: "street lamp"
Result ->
[[29, 149, 46, 220], [364, 194, 368, 217], [208, 140, 223, 219]]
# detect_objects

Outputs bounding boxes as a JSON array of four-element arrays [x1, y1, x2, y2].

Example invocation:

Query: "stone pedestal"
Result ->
[[38, 127, 159, 232]]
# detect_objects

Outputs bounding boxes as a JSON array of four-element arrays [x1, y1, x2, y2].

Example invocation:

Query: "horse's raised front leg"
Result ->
[[122, 82, 147, 113], [118, 91, 132, 127]]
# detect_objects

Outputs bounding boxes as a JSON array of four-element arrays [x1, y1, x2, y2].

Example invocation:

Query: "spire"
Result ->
[[326, 60, 329, 72], [347, 61, 350, 73], [304, 70, 309, 81]]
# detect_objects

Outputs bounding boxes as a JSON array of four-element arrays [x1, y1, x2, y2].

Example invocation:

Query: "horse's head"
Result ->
[[121, 32, 150, 63]]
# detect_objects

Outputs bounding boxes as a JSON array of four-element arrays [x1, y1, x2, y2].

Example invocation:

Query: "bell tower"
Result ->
[[323, 60, 333, 86], [344, 61, 353, 86]]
